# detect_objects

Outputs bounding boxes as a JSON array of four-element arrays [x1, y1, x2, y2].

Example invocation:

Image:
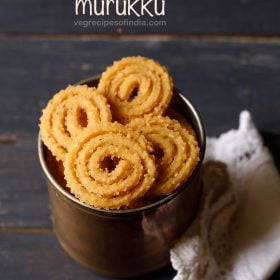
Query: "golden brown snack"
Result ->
[[128, 115, 200, 197], [45, 148, 67, 189], [98, 56, 173, 123], [64, 123, 157, 209], [164, 108, 196, 137], [40, 85, 112, 162]]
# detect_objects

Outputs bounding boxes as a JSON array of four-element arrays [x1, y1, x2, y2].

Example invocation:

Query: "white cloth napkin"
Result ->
[[171, 111, 280, 280]]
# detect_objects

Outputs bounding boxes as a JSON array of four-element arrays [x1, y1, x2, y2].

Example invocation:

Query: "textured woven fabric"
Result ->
[[171, 111, 280, 280]]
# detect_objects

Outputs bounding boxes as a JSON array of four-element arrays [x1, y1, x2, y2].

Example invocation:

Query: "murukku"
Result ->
[[45, 148, 67, 189], [97, 56, 173, 123], [40, 85, 112, 162], [63, 123, 157, 209], [165, 108, 196, 137], [128, 115, 200, 197]]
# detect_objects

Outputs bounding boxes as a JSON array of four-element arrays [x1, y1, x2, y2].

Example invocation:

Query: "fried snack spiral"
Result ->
[[98, 56, 173, 123], [128, 116, 200, 197], [64, 123, 157, 209], [165, 108, 196, 137], [40, 85, 112, 162]]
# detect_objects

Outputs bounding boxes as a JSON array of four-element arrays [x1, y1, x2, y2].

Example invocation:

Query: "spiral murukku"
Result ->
[[165, 108, 196, 137], [128, 115, 200, 197], [97, 56, 173, 123], [64, 123, 157, 209], [40, 85, 112, 162]]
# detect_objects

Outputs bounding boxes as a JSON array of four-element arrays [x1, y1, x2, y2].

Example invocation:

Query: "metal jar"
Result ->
[[38, 77, 206, 277]]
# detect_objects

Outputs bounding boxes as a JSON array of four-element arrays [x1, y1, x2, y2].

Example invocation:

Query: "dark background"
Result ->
[[0, 0, 279, 279]]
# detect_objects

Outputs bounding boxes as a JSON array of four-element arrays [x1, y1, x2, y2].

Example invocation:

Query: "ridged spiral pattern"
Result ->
[[128, 116, 200, 197], [40, 85, 111, 161], [64, 123, 157, 209], [98, 56, 173, 123]]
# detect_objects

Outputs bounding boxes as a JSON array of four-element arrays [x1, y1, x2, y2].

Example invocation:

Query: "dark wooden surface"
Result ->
[[0, 1, 280, 279]]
